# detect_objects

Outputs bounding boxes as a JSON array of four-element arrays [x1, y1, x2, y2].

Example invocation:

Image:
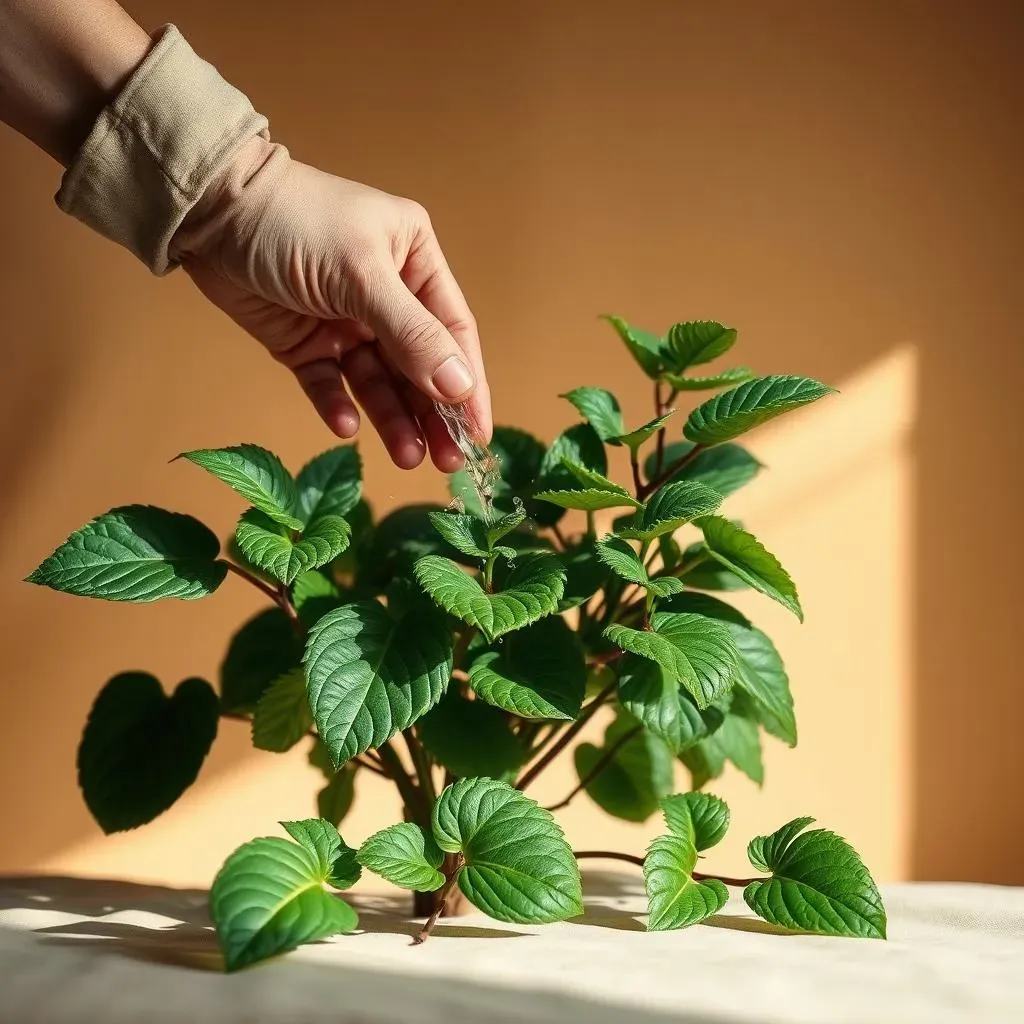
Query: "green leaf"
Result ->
[[281, 818, 361, 890], [617, 481, 723, 542], [220, 608, 302, 713], [685, 375, 835, 445], [608, 411, 676, 450], [557, 538, 610, 610], [663, 367, 755, 391], [486, 503, 528, 546], [535, 461, 640, 511], [450, 426, 546, 521], [574, 713, 674, 822], [432, 778, 583, 923], [292, 570, 346, 626], [617, 657, 723, 753], [699, 515, 802, 620], [235, 509, 351, 586], [645, 442, 762, 498], [602, 314, 665, 378], [179, 445, 302, 529], [27, 505, 227, 602], [296, 445, 362, 523], [682, 693, 764, 787], [744, 818, 887, 939], [678, 544, 749, 591], [414, 552, 565, 641], [596, 535, 649, 585], [561, 387, 625, 441], [316, 763, 357, 827], [469, 616, 586, 720], [644, 833, 729, 931], [661, 792, 730, 850], [665, 321, 737, 370], [77, 673, 218, 833], [604, 611, 739, 709], [304, 598, 453, 764], [357, 504, 462, 588], [210, 833, 358, 972], [538, 424, 608, 487], [251, 668, 312, 753], [427, 509, 491, 559], [357, 822, 445, 891], [417, 692, 525, 779]]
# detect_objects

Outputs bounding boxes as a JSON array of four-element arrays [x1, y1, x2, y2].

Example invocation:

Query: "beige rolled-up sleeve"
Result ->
[[55, 24, 268, 275]]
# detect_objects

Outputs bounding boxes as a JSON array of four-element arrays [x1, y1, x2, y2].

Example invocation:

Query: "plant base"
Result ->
[[413, 885, 468, 918]]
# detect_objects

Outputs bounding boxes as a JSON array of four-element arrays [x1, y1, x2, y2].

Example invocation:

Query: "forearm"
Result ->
[[0, 0, 150, 164]]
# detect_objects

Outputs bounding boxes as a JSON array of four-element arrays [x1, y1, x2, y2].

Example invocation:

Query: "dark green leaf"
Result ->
[[645, 442, 763, 499], [252, 668, 312, 753], [617, 481, 723, 542], [316, 763, 357, 827], [538, 424, 608, 487], [665, 321, 737, 370], [644, 833, 729, 931], [560, 387, 625, 441], [281, 818, 361, 889], [77, 673, 218, 833], [682, 693, 764, 787], [602, 314, 665, 378], [357, 822, 445, 891], [557, 538, 610, 610], [660, 792, 730, 850], [417, 692, 525, 779], [296, 445, 362, 523], [678, 543, 749, 591], [235, 509, 351, 586], [220, 608, 302, 713], [358, 504, 463, 588]]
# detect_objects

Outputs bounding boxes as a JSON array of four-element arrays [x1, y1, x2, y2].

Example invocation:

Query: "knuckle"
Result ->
[[397, 314, 445, 358]]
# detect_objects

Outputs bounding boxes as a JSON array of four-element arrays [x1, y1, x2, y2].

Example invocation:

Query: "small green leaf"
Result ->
[[281, 818, 361, 890], [77, 673, 218, 833], [469, 616, 586, 720], [27, 506, 226, 602], [210, 832, 358, 972], [316, 763, 357, 827], [561, 387, 625, 441], [666, 320, 737, 370], [179, 445, 302, 529], [536, 461, 640, 511], [618, 481, 723, 542], [417, 692, 525, 779], [682, 692, 764, 787], [699, 515, 802, 620], [644, 833, 729, 931], [608, 411, 676, 450], [538, 424, 608, 489], [304, 598, 453, 764], [220, 608, 302, 714], [605, 611, 739, 709], [486, 503, 528, 546], [645, 442, 762, 498], [685, 375, 834, 445], [235, 509, 351, 586], [574, 713, 674, 822], [596, 535, 649, 585], [744, 818, 887, 939], [414, 552, 565, 641], [432, 778, 583, 923], [252, 668, 312, 753], [357, 822, 445, 891], [663, 367, 755, 391], [661, 792, 730, 850], [427, 510, 490, 559], [296, 445, 362, 523], [602, 315, 665, 378]]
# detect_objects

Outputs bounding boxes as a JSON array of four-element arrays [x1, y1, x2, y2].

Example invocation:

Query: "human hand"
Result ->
[[172, 136, 490, 471]]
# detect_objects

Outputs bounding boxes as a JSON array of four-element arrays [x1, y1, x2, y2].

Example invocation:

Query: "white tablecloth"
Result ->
[[1, 872, 1021, 1023]]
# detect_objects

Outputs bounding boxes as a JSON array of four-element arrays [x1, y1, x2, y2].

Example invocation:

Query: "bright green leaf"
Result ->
[[644, 832, 729, 931], [536, 461, 640, 511], [296, 446, 362, 523], [292, 570, 346, 626], [417, 692, 525, 779], [663, 367, 755, 391], [235, 509, 351, 586], [220, 608, 302, 714], [661, 792, 730, 850], [645, 442, 763, 498], [596, 535, 649, 585], [357, 822, 445, 891], [427, 509, 490, 559], [602, 314, 665, 378], [252, 668, 312, 753], [538, 424, 608, 488], [281, 818, 361, 890], [618, 481, 723, 543], [682, 692, 764, 787], [561, 387, 625, 441], [666, 320, 737, 370], [486, 502, 528, 546], [609, 411, 676, 450]]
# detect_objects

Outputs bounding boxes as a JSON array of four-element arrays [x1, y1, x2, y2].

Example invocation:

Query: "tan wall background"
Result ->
[[0, 0, 1020, 889]]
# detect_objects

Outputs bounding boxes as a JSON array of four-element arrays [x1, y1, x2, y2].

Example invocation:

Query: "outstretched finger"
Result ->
[[293, 359, 360, 438]]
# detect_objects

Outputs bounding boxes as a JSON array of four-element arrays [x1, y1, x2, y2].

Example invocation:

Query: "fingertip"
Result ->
[[432, 445, 465, 474], [332, 407, 360, 439], [390, 433, 427, 470]]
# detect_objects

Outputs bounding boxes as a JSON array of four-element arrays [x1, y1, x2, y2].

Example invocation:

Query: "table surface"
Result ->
[[1, 872, 1022, 1023]]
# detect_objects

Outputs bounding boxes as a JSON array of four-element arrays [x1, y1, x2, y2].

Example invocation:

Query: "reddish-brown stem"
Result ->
[[691, 871, 762, 887], [545, 725, 642, 811], [515, 680, 617, 791], [639, 442, 704, 500], [413, 854, 464, 944], [573, 851, 762, 887], [224, 560, 279, 603], [224, 561, 303, 637], [630, 449, 643, 496]]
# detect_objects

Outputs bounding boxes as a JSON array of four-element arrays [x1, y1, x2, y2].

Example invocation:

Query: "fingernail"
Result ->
[[432, 355, 474, 400]]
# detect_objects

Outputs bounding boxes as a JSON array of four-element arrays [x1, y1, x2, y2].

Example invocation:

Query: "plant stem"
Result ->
[[691, 871, 762, 887], [403, 728, 436, 804], [515, 679, 617, 792], [630, 448, 643, 496], [224, 561, 304, 637], [586, 509, 596, 537], [224, 560, 281, 604], [551, 523, 568, 549], [573, 851, 762, 886], [354, 754, 387, 776], [377, 741, 426, 822], [545, 725, 641, 811], [413, 854, 464, 944], [639, 442, 704, 500], [483, 553, 496, 592]]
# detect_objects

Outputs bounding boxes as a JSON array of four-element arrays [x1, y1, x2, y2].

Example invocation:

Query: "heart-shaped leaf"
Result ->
[[281, 818, 361, 889], [296, 445, 362, 523], [304, 598, 452, 764], [220, 608, 303, 713], [699, 515, 802, 620], [744, 818, 887, 939], [665, 321, 738, 371], [432, 778, 583, 923], [414, 552, 565, 641], [210, 830, 358, 972], [179, 445, 302, 529], [660, 792, 730, 850], [77, 673, 218, 833], [357, 822, 445, 891], [644, 442, 762, 499], [469, 616, 586, 720], [235, 509, 351, 586], [684, 375, 834, 445], [617, 481, 723, 542], [645, 832, 729, 931], [417, 692, 525, 779], [663, 367, 755, 391], [561, 387, 625, 441], [536, 461, 641, 512], [602, 315, 665, 378], [251, 668, 312, 753], [27, 505, 226, 602]]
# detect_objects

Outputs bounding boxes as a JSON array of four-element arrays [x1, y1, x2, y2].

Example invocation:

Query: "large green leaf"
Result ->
[[27, 506, 226, 602], [220, 608, 302, 713], [602, 315, 665, 378], [699, 515, 802, 620], [744, 818, 887, 939], [296, 445, 362, 523], [210, 831, 358, 972], [617, 481, 723, 543], [77, 673, 218, 833], [469, 616, 586, 720], [666, 320, 737, 370], [417, 692, 525, 779], [644, 442, 762, 498], [644, 833, 729, 931], [684, 375, 834, 445], [617, 657, 723, 753], [414, 552, 565, 641], [561, 387, 625, 441], [281, 818, 361, 890], [573, 713, 674, 822], [179, 444, 302, 529], [432, 778, 583, 923], [663, 367, 755, 391], [427, 510, 491, 559], [535, 461, 640, 512], [660, 792, 730, 851], [357, 822, 445, 891], [604, 611, 739, 709], [304, 598, 452, 764], [235, 509, 351, 586], [252, 668, 312, 753]]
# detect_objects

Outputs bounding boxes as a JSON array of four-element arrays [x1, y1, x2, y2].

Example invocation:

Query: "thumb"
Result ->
[[358, 265, 476, 404]]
